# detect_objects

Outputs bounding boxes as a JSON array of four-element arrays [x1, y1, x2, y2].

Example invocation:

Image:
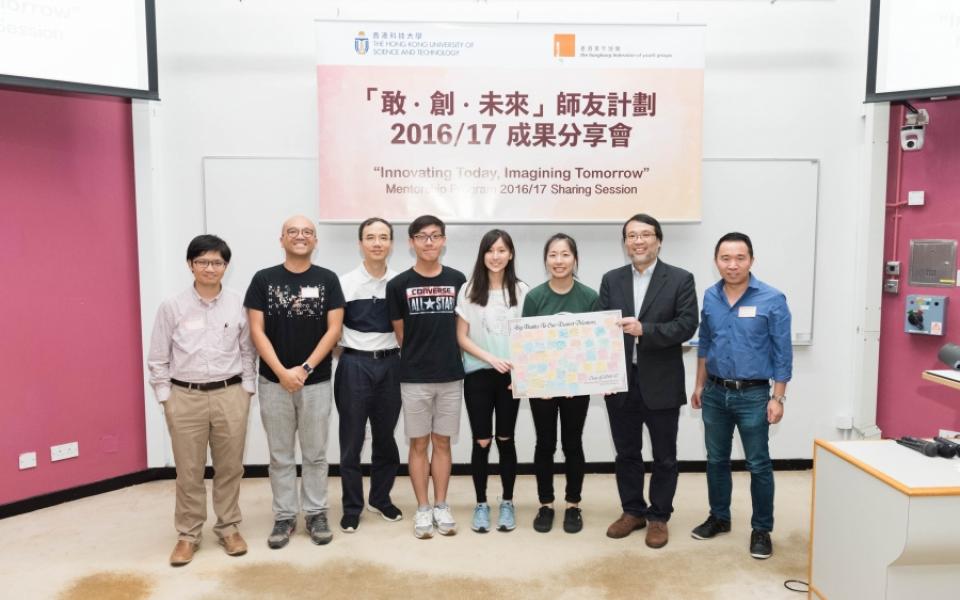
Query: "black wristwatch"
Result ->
[[301, 363, 314, 375]]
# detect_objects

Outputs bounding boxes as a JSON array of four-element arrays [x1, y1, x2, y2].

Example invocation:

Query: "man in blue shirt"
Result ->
[[690, 232, 792, 560]]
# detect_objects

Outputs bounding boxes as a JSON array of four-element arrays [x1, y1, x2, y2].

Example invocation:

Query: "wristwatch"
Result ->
[[301, 363, 314, 375], [771, 395, 786, 404]]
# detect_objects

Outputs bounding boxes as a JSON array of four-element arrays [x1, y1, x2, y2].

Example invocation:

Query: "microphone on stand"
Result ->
[[896, 437, 939, 457]]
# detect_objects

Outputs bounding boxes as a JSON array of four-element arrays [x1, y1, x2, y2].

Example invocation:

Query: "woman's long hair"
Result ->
[[467, 229, 521, 307]]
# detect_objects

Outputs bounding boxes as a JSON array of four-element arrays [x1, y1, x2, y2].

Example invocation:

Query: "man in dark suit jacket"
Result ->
[[599, 213, 698, 548]]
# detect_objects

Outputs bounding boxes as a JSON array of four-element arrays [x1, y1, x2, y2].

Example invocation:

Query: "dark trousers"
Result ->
[[333, 351, 402, 517], [604, 365, 680, 522], [529, 395, 590, 504], [464, 369, 520, 503]]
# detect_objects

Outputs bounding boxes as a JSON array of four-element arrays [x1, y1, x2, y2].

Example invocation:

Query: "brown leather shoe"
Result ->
[[169, 540, 199, 566], [606, 513, 647, 539], [645, 521, 669, 548], [219, 532, 248, 556]]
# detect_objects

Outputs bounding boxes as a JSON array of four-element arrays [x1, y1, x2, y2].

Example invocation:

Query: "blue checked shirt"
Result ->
[[697, 274, 792, 383]]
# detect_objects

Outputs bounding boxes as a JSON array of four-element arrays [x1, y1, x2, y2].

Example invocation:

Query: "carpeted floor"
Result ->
[[0, 472, 811, 599]]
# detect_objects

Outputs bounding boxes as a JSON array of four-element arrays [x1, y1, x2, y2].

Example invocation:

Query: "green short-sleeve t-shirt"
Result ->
[[522, 280, 599, 317]]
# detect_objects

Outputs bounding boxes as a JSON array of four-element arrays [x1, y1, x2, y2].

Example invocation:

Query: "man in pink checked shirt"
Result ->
[[147, 234, 257, 567]]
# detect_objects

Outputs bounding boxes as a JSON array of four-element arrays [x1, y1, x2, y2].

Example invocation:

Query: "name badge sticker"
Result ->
[[738, 306, 757, 318], [184, 318, 205, 330], [301, 286, 320, 299]]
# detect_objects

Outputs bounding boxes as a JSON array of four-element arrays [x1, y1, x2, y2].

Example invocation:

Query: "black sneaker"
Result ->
[[340, 514, 360, 533], [533, 506, 555, 533], [691, 515, 731, 540], [563, 507, 583, 534], [750, 530, 773, 559], [367, 503, 403, 522], [267, 518, 296, 549], [306, 512, 333, 545]]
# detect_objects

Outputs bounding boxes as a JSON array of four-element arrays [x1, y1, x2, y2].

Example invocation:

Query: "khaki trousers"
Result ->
[[164, 383, 250, 542]]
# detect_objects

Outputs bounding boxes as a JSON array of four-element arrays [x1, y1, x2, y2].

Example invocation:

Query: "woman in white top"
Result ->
[[456, 229, 528, 533]]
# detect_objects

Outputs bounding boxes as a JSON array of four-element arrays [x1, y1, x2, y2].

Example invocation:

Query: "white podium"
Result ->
[[809, 439, 960, 599]]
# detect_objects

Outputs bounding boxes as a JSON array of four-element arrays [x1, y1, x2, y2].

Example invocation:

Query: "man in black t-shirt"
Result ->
[[386, 215, 466, 539], [245, 215, 345, 549]]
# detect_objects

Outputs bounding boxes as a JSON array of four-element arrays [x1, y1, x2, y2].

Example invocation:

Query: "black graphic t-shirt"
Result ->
[[387, 266, 467, 383], [244, 264, 345, 384]]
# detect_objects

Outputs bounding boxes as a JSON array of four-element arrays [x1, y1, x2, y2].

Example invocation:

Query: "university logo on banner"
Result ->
[[354, 31, 369, 55]]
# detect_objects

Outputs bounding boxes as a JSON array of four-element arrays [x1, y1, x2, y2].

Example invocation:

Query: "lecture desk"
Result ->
[[921, 369, 960, 391], [809, 439, 960, 599]]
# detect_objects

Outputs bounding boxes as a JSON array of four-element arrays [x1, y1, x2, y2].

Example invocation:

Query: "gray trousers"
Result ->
[[258, 376, 331, 520]]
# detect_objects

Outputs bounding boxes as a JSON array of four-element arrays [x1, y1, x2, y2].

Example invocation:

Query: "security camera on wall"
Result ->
[[900, 125, 925, 151], [900, 108, 929, 152]]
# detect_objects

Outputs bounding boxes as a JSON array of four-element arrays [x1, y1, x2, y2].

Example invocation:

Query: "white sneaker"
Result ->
[[414, 508, 434, 539], [433, 504, 457, 536]]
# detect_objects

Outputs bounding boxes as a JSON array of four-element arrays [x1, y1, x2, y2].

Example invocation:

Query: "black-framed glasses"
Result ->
[[626, 232, 657, 242], [192, 259, 227, 269], [412, 233, 445, 243]]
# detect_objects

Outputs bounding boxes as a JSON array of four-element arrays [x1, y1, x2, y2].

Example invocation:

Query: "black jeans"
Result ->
[[604, 365, 680, 522], [529, 395, 590, 504], [464, 369, 519, 503], [333, 351, 402, 517]]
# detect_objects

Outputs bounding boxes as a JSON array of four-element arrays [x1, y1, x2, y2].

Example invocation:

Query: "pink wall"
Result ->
[[877, 98, 960, 438], [0, 87, 147, 505]]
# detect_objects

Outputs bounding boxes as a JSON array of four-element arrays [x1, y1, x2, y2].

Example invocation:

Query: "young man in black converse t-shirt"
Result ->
[[386, 215, 466, 539]]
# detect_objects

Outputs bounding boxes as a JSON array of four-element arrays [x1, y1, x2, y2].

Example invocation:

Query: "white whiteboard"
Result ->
[[203, 156, 817, 344]]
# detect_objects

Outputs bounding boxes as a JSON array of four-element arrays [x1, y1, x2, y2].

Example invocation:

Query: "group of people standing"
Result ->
[[147, 212, 792, 568]]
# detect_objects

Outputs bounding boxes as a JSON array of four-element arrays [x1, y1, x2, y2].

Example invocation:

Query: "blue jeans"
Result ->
[[701, 381, 774, 532]]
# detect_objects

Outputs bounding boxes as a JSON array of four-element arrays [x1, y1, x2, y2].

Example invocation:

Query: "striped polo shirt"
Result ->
[[339, 262, 399, 351]]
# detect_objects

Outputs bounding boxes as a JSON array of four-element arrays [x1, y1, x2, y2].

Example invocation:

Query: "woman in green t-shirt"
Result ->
[[521, 233, 599, 535]]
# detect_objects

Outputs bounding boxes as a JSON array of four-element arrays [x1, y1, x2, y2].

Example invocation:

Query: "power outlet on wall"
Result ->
[[50, 441, 79, 462], [19, 452, 37, 470]]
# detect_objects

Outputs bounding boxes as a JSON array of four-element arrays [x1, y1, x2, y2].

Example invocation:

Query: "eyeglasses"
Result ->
[[412, 233, 445, 243], [192, 259, 227, 269], [286, 228, 316, 239], [626, 232, 657, 242], [363, 235, 391, 243]]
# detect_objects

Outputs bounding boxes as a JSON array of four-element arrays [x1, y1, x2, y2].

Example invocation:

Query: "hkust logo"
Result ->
[[553, 33, 575, 58], [355, 31, 370, 55]]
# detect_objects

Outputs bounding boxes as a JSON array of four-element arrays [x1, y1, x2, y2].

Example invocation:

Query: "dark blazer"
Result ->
[[599, 260, 698, 409]]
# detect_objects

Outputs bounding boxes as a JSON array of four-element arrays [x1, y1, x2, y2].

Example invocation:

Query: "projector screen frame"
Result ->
[[865, 0, 960, 103], [0, 0, 159, 101]]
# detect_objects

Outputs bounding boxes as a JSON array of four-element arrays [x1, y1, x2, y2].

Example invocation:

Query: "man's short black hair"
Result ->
[[358, 217, 393, 241], [408, 214, 445, 238], [622, 213, 663, 242], [186, 234, 231, 263], [714, 232, 754, 258]]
